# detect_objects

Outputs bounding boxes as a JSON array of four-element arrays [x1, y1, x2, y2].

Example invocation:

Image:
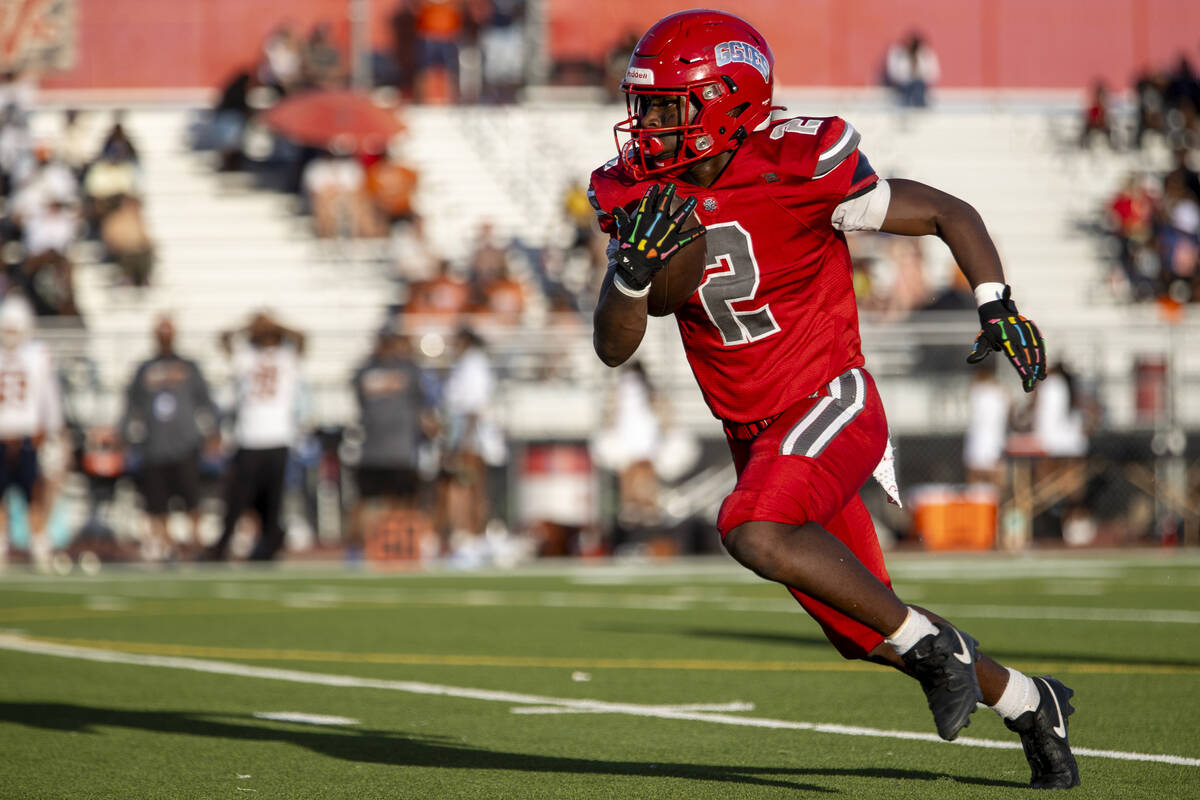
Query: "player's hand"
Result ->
[[967, 285, 1046, 393], [610, 183, 705, 291]]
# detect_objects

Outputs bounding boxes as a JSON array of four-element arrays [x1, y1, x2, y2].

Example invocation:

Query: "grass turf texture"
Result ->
[[0, 553, 1197, 799]]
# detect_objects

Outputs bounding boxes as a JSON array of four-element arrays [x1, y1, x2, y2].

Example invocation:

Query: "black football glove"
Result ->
[[610, 182, 705, 291], [967, 285, 1046, 393]]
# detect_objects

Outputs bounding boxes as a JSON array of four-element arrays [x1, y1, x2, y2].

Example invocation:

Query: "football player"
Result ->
[[589, 10, 1077, 790], [0, 295, 64, 572]]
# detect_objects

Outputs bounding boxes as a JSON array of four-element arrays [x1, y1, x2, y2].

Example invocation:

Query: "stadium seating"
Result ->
[[30, 97, 1199, 438]]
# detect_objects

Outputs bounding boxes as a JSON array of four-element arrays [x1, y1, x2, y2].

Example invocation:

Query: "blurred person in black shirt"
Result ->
[[348, 325, 437, 549], [120, 316, 217, 559]]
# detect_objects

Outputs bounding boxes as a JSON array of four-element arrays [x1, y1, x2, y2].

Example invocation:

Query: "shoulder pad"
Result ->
[[757, 116, 860, 180]]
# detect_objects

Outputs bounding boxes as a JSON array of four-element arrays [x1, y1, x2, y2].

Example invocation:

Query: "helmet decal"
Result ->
[[714, 41, 770, 82], [624, 67, 656, 85]]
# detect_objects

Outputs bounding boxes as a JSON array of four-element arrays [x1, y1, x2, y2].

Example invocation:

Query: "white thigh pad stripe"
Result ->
[[779, 369, 866, 457]]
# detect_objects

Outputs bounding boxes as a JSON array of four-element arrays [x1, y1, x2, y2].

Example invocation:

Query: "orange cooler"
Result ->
[[909, 484, 999, 551]]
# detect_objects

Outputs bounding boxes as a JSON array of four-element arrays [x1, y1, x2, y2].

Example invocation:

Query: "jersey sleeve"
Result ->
[[811, 117, 879, 199], [588, 170, 618, 236], [588, 159, 643, 237]]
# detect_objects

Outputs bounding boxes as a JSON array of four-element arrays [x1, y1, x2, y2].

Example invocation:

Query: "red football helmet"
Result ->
[[614, 9, 776, 179]]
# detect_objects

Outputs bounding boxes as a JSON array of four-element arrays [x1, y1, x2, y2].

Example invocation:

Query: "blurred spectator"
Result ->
[[100, 195, 156, 287], [348, 326, 438, 548], [1107, 173, 1158, 298], [209, 71, 252, 172], [885, 32, 939, 108], [475, 261, 525, 324], [921, 264, 975, 311], [207, 312, 306, 561], [438, 326, 506, 539], [415, 0, 466, 103], [1133, 70, 1168, 149], [390, 0, 420, 99], [302, 148, 385, 238], [389, 214, 439, 282], [0, 69, 36, 117], [13, 143, 78, 214], [1164, 56, 1200, 129], [303, 24, 346, 89], [18, 199, 80, 318], [1033, 365, 1088, 458], [603, 31, 640, 101], [120, 316, 218, 560], [56, 110, 95, 179], [1165, 147, 1200, 205], [83, 138, 140, 229], [1158, 168, 1200, 301], [407, 259, 472, 317], [0, 295, 64, 571], [592, 361, 662, 526], [259, 26, 305, 96], [880, 238, 931, 320], [0, 103, 34, 195], [1080, 80, 1117, 149], [365, 138, 419, 225], [963, 358, 1010, 487], [99, 116, 140, 163], [478, 0, 526, 103]]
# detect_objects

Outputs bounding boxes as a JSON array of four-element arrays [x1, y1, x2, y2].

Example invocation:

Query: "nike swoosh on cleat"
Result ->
[[951, 629, 973, 665], [1039, 678, 1067, 739]]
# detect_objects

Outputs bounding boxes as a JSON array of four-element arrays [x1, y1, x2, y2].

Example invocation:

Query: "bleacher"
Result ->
[[30, 95, 1199, 439]]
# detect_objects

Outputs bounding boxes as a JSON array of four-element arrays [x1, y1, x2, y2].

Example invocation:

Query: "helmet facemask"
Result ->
[[615, 83, 730, 180]]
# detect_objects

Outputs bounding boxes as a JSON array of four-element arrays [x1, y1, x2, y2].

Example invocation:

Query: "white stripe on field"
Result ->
[[0, 634, 1195, 769], [513, 702, 756, 715], [252, 711, 359, 726]]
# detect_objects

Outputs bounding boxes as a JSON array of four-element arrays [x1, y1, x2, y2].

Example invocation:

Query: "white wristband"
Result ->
[[613, 273, 651, 298], [974, 282, 1006, 308]]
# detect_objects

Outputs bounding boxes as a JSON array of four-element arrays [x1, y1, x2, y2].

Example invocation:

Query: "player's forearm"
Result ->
[[881, 178, 1005, 288], [593, 270, 648, 367]]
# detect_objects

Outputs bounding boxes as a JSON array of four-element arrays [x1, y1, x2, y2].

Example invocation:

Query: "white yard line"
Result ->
[[252, 711, 359, 726], [513, 702, 757, 715], [0, 634, 1196, 769]]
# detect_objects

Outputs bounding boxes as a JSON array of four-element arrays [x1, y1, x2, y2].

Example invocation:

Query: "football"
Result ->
[[645, 194, 708, 317]]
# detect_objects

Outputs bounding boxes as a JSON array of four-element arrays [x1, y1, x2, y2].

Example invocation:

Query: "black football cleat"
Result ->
[[1005, 676, 1080, 790], [900, 621, 983, 741]]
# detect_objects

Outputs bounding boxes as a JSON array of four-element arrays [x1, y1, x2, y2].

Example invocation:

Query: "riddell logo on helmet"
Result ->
[[624, 67, 655, 85], [714, 41, 769, 82]]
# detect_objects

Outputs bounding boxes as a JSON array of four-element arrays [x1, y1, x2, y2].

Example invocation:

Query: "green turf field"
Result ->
[[1, 552, 1198, 799]]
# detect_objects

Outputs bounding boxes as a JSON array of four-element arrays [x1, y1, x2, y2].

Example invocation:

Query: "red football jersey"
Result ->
[[590, 116, 879, 424]]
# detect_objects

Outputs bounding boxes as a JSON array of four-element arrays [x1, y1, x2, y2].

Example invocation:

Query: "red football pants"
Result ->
[[717, 367, 892, 658]]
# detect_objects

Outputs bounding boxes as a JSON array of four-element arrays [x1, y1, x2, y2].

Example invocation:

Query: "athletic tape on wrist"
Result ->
[[974, 282, 1006, 308], [613, 273, 651, 298]]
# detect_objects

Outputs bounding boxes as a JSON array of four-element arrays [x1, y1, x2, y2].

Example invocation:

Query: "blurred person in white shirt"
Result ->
[[205, 312, 305, 561], [963, 358, 1011, 486], [439, 327, 506, 539], [886, 32, 940, 108], [0, 295, 64, 570]]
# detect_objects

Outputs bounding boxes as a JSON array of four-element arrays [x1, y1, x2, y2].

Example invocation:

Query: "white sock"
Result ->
[[991, 667, 1041, 720], [884, 608, 939, 655]]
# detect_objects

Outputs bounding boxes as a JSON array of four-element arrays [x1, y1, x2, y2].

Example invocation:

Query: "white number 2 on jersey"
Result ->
[[697, 222, 781, 346], [769, 118, 821, 139]]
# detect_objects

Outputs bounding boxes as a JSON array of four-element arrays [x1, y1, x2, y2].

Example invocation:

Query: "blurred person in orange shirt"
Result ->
[[366, 139, 419, 225], [407, 259, 472, 317], [415, 0, 466, 102], [476, 262, 525, 324]]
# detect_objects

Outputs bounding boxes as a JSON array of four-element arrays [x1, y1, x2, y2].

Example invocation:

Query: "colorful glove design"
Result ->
[[610, 183, 705, 291], [967, 285, 1046, 393]]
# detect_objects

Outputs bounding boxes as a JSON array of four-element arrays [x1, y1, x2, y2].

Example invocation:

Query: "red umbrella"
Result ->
[[262, 89, 405, 154]]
